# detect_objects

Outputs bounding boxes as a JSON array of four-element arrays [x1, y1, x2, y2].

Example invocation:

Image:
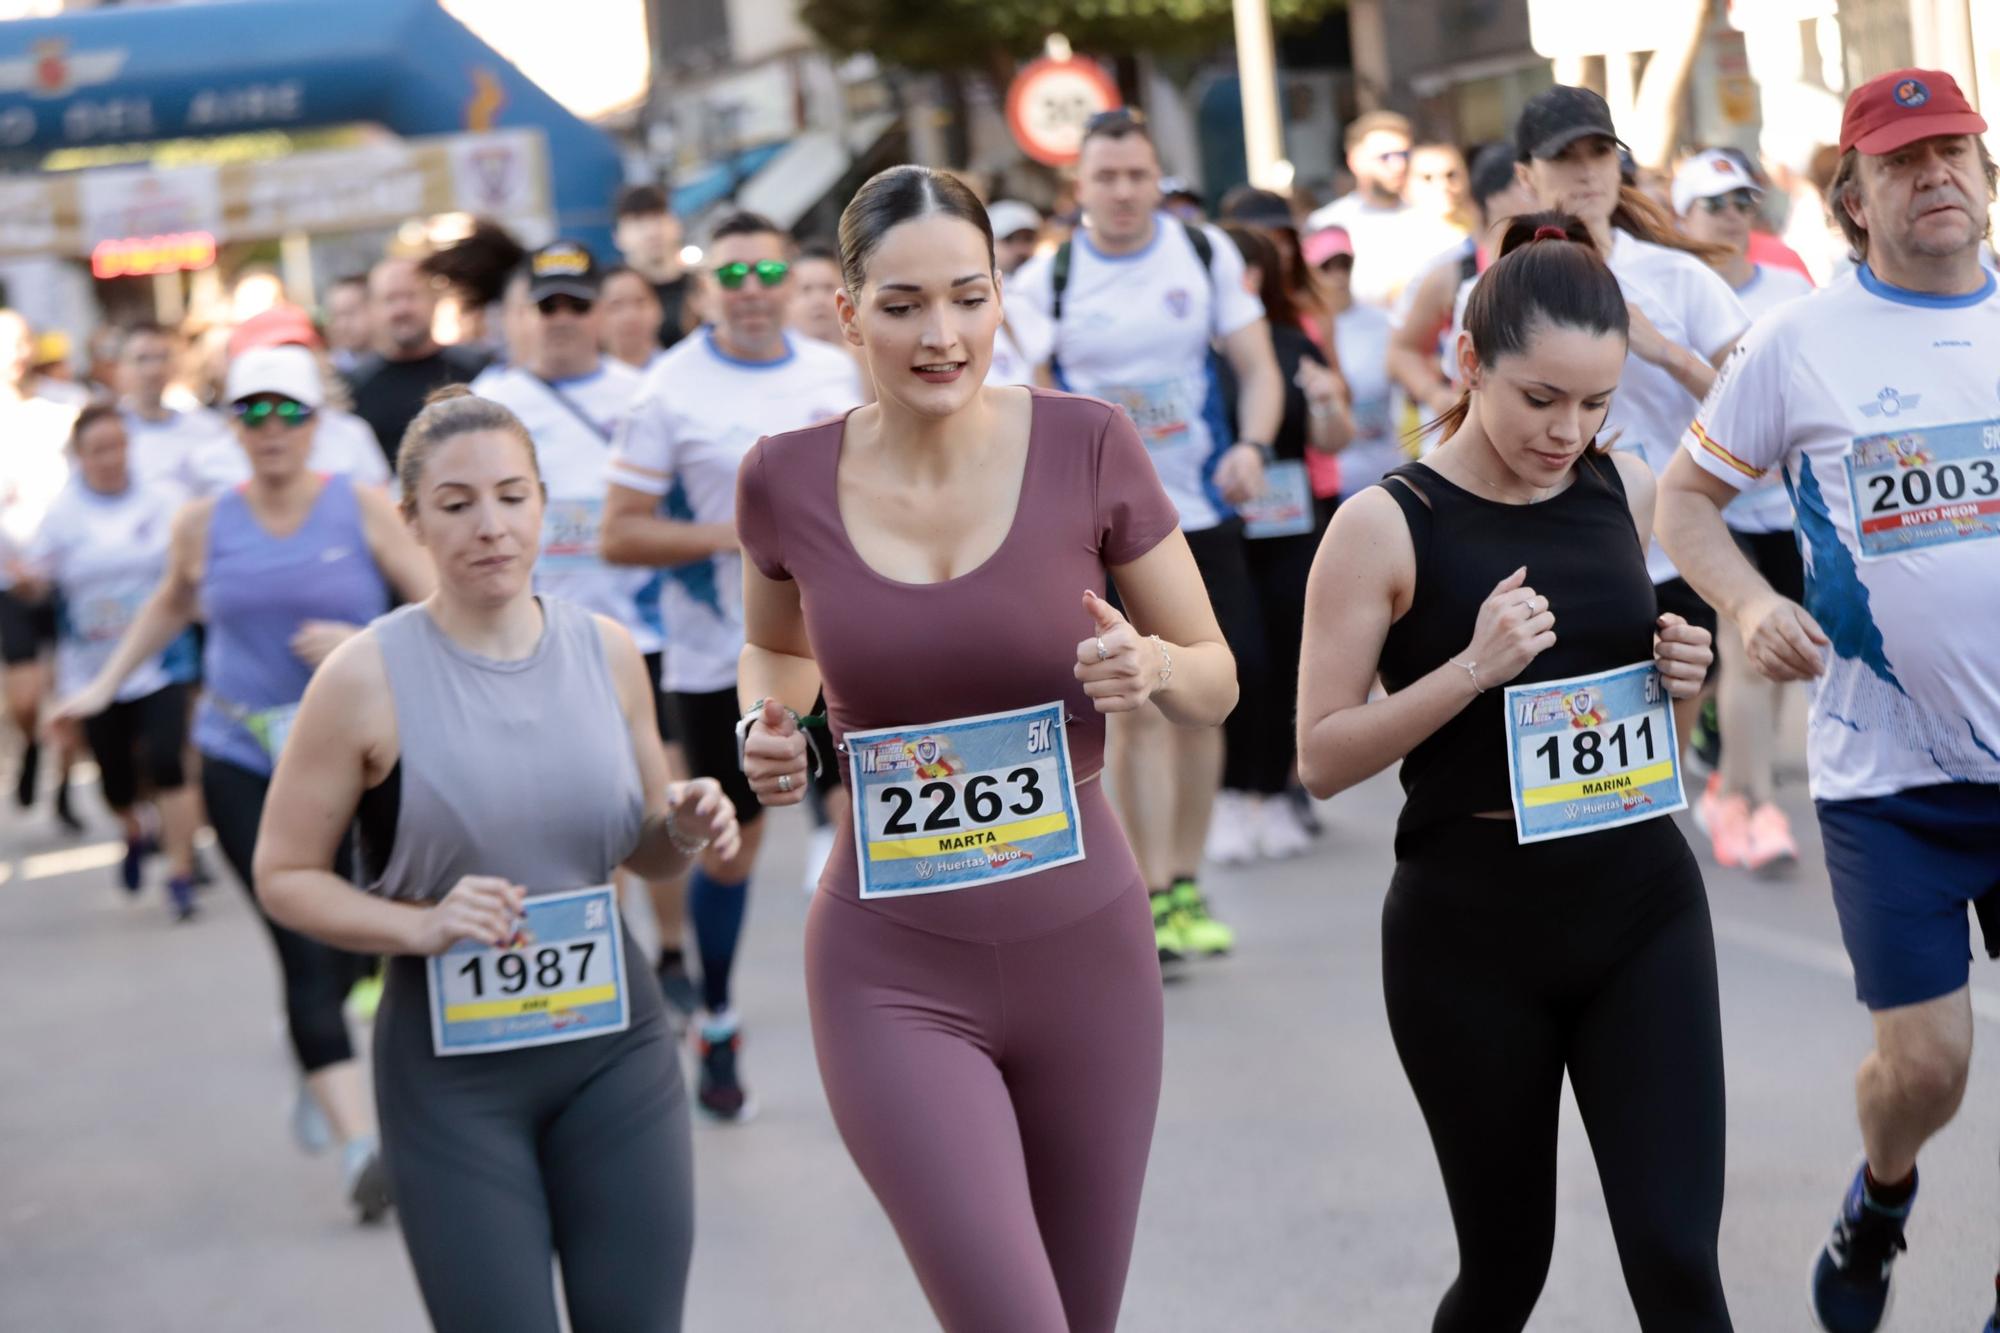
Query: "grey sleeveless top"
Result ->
[[362, 598, 645, 904]]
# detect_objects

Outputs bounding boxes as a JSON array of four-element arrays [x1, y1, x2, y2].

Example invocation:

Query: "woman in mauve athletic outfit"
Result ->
[[735, 165, 1240, 1333]]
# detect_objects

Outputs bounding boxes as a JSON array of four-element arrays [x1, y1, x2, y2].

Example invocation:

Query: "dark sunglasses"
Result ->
[[231, 398, 315, 429], [712, 260, 790, 290], [1083, 107, 1147, 136], [1699, 190, 1759, 215], [536, 294, 595, 317]]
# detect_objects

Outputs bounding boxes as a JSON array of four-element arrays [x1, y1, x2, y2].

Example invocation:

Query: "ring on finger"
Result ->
[[777, 774, 794, 793], [1096, 637, 1110, 662]]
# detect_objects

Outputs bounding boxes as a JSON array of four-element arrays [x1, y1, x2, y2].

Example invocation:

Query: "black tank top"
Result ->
[[1377, 454, 1658, 835]]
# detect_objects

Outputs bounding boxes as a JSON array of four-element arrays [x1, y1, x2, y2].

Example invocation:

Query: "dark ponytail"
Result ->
[[837, 165, 995, 295], [1426, 210, 1628, 442]]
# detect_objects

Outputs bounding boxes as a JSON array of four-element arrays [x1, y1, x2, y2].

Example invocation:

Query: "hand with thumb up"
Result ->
[[1074, 589, 1165, 714], [742, 697, 809, 805]]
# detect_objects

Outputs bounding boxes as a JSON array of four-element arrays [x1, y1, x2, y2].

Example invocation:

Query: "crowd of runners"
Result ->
[[0, 63, 1995, 1333]]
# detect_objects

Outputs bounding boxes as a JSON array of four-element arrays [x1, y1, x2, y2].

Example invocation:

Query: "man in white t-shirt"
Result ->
[[1306, 111, 1457, 310], [604, 210, 863, 1123], [117, 322, 234, 499], [1011, 107, 1282, 962], [1658, 69, 2000, 1333], [1671, 148, 1817, 873]]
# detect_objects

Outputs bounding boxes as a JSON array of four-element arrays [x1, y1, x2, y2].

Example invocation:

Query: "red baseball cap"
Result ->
[[1840, 68, 1988, 155], [228, 303, 322, 359]]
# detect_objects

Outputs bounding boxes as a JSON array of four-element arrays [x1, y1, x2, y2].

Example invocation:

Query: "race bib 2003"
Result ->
[[1502, 662, 1685, 844], [1844, 419, 2000, 560], [847, 701, 1085, 899], [427, 884, 630, 1056]]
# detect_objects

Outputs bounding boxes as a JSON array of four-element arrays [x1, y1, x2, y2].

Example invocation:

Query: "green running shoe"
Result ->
[[1151, 890, 1187, 963], [1169, 879, 1235, 957]]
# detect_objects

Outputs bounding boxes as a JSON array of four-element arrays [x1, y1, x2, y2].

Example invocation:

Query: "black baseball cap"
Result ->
[[1467, 142, 1520, 209], [1219, 185, 1296, 230], [526, 241, 602, 302], [1515, 85, 1630, 161]]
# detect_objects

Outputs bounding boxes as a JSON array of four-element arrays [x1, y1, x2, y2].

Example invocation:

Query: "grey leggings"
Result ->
[[373, 939, 693, 1333], [805, 878, 1164, 1333]]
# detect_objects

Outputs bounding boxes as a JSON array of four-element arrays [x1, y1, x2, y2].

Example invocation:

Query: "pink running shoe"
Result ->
[[1746, 802, 1799, 877], [1708, 793, 1751, 869], [1692, 771, 1723, 836]]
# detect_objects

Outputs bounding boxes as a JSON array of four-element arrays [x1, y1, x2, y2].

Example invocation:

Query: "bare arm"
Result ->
[[736, 562, 824, 806], [1386, 264, 1459, 417], [595, 615, 741, 876], [1222, 318, 1285, 448], [358, 483, 437, 603], [1626, 303, 1735, 401], [1657, 450, 1827, 680], [1094, 530, 1237, 728], [1296, 488, 1554, 798], [56, 500, 209, 718], [253, 633, 447, 954], [600, 482, 738, 568]]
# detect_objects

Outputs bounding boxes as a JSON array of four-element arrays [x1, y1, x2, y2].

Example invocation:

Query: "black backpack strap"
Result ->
[[1180, 218, 1214, 275]]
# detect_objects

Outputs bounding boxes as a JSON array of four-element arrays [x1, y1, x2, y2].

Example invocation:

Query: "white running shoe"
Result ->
[[801, 822, 835, 896], [1205, 792, 1259, 867], [1256, 796, 1313, 860]]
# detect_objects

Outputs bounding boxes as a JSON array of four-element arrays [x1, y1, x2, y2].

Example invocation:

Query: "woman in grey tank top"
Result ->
[[252, 387, 739, 1333]]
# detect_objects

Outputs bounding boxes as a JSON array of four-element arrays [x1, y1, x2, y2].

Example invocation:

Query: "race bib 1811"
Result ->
[[1501, 662, 1684, 844], [846, 701, 1085, 899], [1844, 419, 2000, 560], [427, 884, 629, 1056], [1105, 380, 1192, 453]]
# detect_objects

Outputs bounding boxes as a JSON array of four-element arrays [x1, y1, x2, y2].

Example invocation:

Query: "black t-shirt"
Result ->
[[345, 346, 490, 465], [654, 276, 692, 350], [1218, 320, 1328, 462]]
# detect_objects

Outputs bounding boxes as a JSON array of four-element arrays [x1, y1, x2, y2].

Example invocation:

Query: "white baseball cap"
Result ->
[[1671, 149, 1762, 216], [987, 200, 1042, 240], [225, 344, 324, 408]]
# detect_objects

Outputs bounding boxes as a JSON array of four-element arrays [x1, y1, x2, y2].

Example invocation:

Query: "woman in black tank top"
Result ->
[[1297, 214, 1730, 1332]]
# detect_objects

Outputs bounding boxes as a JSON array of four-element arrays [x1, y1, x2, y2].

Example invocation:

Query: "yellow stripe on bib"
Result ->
[[445, 984, 620, 1022], [1521, 760, 1676, 808], [866, 811, 1073, 861]]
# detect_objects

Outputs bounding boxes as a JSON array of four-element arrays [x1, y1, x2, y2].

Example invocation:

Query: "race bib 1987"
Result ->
[[1844, 419, 2000, 560], [847, 701, 1085, 899], [1501, 662, 1685, 844], [427, 884, 629, 1057]]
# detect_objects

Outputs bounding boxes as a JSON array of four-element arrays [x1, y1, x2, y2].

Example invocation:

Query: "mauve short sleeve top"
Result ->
[[736, 388, 1179, 786]]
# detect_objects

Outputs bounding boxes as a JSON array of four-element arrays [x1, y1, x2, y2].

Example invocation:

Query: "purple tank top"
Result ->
[[194, 474, 390, 775]]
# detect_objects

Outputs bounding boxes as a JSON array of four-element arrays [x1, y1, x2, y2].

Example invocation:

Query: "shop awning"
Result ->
[[733, 113, 897, 231]]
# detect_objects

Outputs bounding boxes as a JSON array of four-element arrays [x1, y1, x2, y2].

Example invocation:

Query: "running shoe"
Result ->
[[1692, 771, 1723, 837], [291, 1081, 331, 1156], [657, 959, 700, 1035], [1168, 879, 1235, 957], [1747, 802, 1800, 878], [341, 1136, 393, 1224], [1256, 796, 1312, 860], [696, 1016, 756, 1123], [1286, 784, 1324, 838], [1151, 890, 1187, 963], [13, 740, 37, 809], [192, 850, 217, 889], [52, 775, 81, 834], [1691, 696, 1721, 772], [1707, 794, 1752, 871], [118, 835, 155, 895], [166, 875, 197, 923], [1204, 792, 1257, 866], [1810, 1162, 1915, 1333]]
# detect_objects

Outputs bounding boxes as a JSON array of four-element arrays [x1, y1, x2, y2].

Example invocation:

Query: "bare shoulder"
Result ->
[[1318, 484, 1420, 608], [313, 626, 393, 707], [353, 480, 406, 524], [169, 493, 220, 544], [1607, 450, 1657, 507], [589, 613, 648, 683]]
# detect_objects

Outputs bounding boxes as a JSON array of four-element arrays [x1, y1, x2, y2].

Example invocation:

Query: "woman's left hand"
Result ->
[[666, 777, 742, 863], [1653, 612, 1713, 699], [290, 620, 361, 667], [1075, 590, 1164, 713]]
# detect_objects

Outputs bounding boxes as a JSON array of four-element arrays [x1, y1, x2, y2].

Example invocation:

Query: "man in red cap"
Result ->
[[1657, 68, 1999, 1333]]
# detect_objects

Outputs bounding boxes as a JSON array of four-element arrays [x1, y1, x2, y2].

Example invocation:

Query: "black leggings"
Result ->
[[1232, 530, 1315, 795], [82, 683, 188, 811], [201, 755, 373, 1074], [1382, 815, 1731, 1333]]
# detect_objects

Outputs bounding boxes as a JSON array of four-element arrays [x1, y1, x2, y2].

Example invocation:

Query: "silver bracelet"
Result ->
[[1449, 656, 1482, 695], [664, 804, 710, 855], [1150, 634, 1173, 692]]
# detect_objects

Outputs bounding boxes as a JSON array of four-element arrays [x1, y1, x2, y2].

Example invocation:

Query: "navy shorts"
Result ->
[[1818, 782, 2000, 1010]]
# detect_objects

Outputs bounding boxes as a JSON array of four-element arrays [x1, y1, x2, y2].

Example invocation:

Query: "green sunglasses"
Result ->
[[712, 259, 790, 290], [231, 398, 315, 429]]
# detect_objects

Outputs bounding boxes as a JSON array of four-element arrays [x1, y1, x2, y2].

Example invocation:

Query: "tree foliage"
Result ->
[[800, 0, 1343, 71]]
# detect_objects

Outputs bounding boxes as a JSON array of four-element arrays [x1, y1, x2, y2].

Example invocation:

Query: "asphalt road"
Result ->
[[4, 751, 1997, 1332]]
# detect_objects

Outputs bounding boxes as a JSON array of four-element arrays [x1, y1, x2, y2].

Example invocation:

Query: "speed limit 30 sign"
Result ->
[[1006, 57, 1122, 166]]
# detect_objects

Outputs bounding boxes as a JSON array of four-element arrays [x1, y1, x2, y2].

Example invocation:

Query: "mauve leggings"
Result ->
[[805, 879, 1164, 1333]]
